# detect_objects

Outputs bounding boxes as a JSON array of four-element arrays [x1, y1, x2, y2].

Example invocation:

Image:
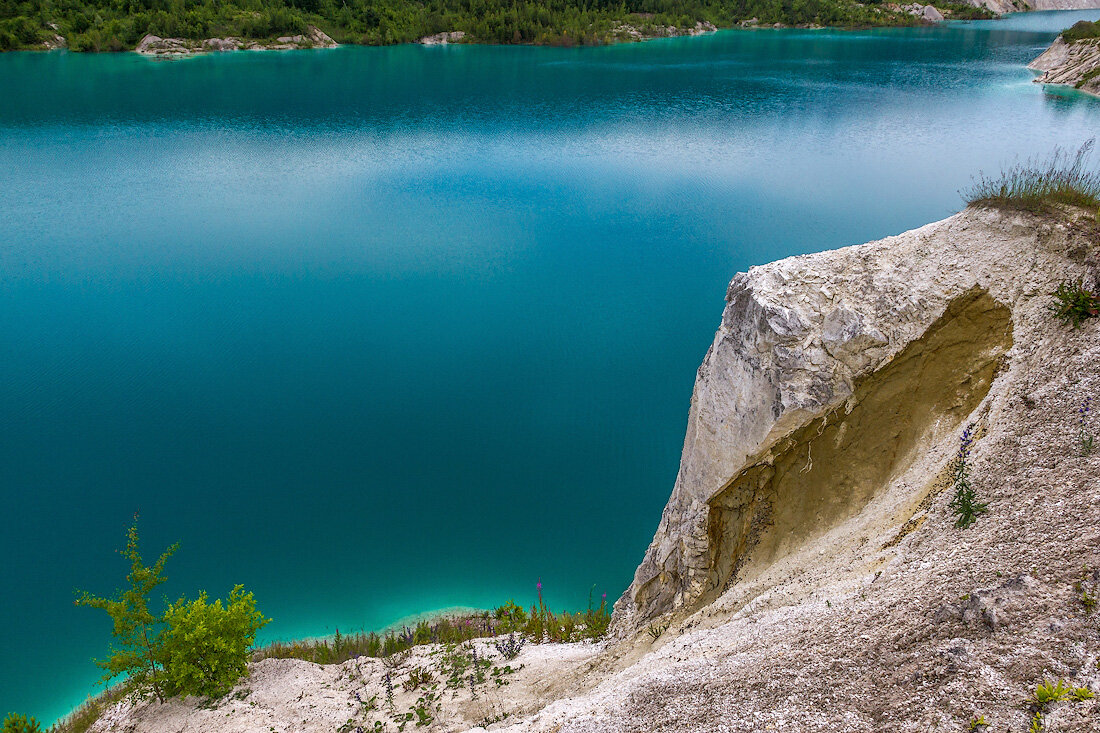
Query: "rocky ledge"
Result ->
[[609, 21, 717, 42], [135, 25, 336, 56], [417, 31, 467, 44], [1029, 35, 1100, 96]]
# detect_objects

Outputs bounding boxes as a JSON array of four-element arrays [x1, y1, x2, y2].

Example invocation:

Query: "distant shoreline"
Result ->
[[1, 2, 999, 55]]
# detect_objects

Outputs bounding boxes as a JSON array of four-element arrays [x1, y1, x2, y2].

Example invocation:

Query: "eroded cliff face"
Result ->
[[1030, 36, 1100, 96], [971, 0, 1100, 15], [611, 207, 1090, 634]]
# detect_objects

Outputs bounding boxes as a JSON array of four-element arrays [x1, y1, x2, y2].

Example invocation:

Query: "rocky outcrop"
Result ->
[[610, 21, 717, 42], [611, 206, 1096, 633], [901, 3, 946, 21], [1029, 36, 1100, 96], [135, 25, 336, 56], [418, 31, 466, 44]]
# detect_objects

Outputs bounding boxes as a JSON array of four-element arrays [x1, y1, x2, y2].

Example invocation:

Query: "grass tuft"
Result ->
[[964, 141, 1100, 214], [254, 583, 612, 666], [50, 681, 137, 733]]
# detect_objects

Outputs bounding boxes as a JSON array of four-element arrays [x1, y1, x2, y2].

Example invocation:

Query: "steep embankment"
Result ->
[[1030, 34, 1100, 96], [82, 207, 1100, 732], [972, 0, 1100, 14]]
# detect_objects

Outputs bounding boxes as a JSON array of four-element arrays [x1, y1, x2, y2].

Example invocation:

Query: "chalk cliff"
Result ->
[[80, 206, 1100, 731]]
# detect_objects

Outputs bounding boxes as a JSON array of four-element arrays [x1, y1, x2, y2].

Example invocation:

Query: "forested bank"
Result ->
[[0, 0, 990, 52]]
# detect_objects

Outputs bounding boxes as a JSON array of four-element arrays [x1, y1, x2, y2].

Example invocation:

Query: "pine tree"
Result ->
[[75, 515, 178, 703]]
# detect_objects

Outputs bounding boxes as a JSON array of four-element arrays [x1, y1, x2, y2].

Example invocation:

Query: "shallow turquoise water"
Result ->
[[1, 10, 1098, 722]]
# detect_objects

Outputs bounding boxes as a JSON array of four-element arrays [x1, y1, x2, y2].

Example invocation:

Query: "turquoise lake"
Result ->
[[2, 10, 1099, 722]]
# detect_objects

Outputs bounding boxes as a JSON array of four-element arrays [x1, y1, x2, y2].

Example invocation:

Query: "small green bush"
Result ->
[[1, 713, 43, 733], [159, 585, 270, 699], [1050, 280, 1100, 329]]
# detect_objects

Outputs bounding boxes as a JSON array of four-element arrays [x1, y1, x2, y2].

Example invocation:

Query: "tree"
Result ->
[[75, 515, 178, 703], [159, 586, 270, 698], [1, 713, 43, 733]]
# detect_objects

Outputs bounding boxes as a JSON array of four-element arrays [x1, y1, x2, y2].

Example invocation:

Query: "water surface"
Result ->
[[1, 10, 1098, 722]]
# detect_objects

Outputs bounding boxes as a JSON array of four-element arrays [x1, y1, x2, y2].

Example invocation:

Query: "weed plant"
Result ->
[[493, 632, 525, 660], [1050, 282, 1100, 329], [1078, 397, 1095, 455], [948, 425, 987, 529]]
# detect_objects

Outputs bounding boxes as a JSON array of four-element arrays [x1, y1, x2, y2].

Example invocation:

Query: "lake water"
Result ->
[[1, 10, 1098, 723]]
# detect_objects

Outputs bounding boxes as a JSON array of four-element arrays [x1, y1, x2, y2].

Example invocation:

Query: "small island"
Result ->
[[1030, 19, 1100, 96]]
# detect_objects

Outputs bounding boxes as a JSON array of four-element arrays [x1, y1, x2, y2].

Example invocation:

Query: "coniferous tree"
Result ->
[[75, 515, 178, 703]]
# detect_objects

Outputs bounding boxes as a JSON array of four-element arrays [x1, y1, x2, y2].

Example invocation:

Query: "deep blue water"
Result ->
[[1, 10, 1098, 723]]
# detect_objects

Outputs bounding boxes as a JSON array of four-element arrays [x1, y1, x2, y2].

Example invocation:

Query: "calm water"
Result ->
[[2, 10, 1098, 722]]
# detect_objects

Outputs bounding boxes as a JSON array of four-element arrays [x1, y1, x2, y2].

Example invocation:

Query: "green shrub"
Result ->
[[493, 599, 528, 633], [1062, 20, 1100, 43], [1, 713, 43, 733], [1049, 280, 1100, 329], [77, 518, 268, 703], [159, 585, 270, 699]]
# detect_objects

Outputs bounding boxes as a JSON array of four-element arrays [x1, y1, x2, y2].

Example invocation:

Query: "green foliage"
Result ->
[[76, 519, 268, 706], [647, 622, 669, 640], [401, 665, 435, 691], [966, 714, 989, 731], [1, 713, 43, 733], [964, 141, 1100, 214], [0, 0, 928, 52], [937, 3, 993, 19], [1033, 679, 1070, 706], [1062, 20, 1100, 43], [948, 425, 987, 530], [75, 516, 179, 702], [1077, 564, 1098, 615], [1071, 686, 1095, 701], [256, 582, 613, 672], [492, 600, 528, 633], [1050, 280, 1100, 329], [159, 585, 270, 698]]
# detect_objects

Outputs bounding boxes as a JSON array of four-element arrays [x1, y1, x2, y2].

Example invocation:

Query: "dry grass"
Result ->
[[964, 141, 1100, 215]]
